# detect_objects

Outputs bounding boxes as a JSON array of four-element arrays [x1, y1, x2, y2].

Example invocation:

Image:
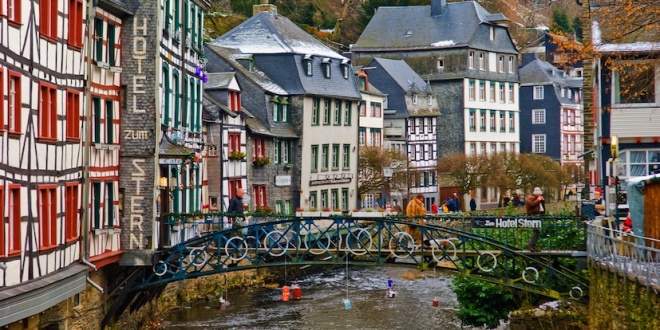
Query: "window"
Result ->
[[92, 182, 101, 228], [499, 112, 505, 132], [333, 101, 342, 125], [371, 102, 381, 118], [331, 190, 338, 210], [309, 191, 317, 209], [468, 80, 475, 100], [470, 142, 476, 155], [0, 70, 3, 130], [342, 144, 350, 169], [94, 17, 104, 62], [321, 144, 329, 171], [619, 149, 660, 177], [39, 185, 57, 249], [341, 188, 348, 211], [228, 132, 241, 153], [479, 110, 486, 131], [468, 51, 475, 69], [613, 62, 657, 104], [427, 118, 433, 133], [40, 0, 58, 39], [162, 65, 170, 125], [509, 111, 515, 132], [229, 91, 241, 112], [323, 99, 331, 125], [322, 60, 331, 78], [106, 100, 114, 143], [533, 86, 544, 100], [228, 179, 242, 201], [253, 185, 267, 208], [8, 185, 21, 254], [107, 24, 116, 65], [172, 70, 180, 126], [93, 97, 101, 143], [312, 98, 320, 125], [39, 82, 57, 140], [0, 187, 3, 255], [278, 140, 291, 164], [532, 134, 546, 153], [320, 190, 328, 209], [359, 101, 366, 116], [478, 52, 485, 70], [479, 81, 485, 101], [480, 142, 486, 154], [68, 0, 84, 47], [371, 128, 381, 147], [408, 118, 415, 134], [489, 111, 496, 131], [359, 127, 366, 146], [489, 83, 495, 102], [508, 84, 515, 103], [342, 65, 349, 79], [469, 109, 476, 131], [437, 57, 444, 72], [427, 95, 433, 105], [8, 0, 22, 24], [412, 94, 418, 105], [358, 76, 366, 90], [500, 143, 506, 152], [508, 56, 514, 73], [499, 83, 505, 103], [311, 145, 319, 172], [106, 182, 114, 227], [253, 138, 266, 158], [332, 144, 340, 170], [418, 118, 424, 134], [344, 101, 352, 125], [64, 183, 78, 241], [498, 55, 504, 72], [532, 109, 546, 124], [66, 90, 80, 139]]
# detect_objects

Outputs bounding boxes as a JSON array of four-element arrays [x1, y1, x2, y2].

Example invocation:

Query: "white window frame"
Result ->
[[533, 86, 544, 100], [468, 51, 475, 69], [532, 134, 546, 154], [532, 109, 546, 124]]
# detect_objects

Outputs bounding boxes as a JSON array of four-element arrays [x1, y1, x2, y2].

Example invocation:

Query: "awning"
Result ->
[[159, 135, 194, 159]]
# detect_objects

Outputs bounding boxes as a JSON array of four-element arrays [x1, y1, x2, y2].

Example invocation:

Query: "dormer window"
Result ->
[[490, 26, 494, 41], [341, 58, 350, 79], [322, 58, 332, 79], [427, 95, 433, 105], [229, 90, 241, 112], [412, 94, 418, 105], [359, 76, 367, 90], [303, 54, 313, 76], [437, 57, 444, 73]]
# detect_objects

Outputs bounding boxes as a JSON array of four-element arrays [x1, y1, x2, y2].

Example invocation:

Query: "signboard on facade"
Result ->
[[471, 217, 543, 229], [159, 158, 184, 165], [309, 177, 352, 186], [275, 175, 292, 186]]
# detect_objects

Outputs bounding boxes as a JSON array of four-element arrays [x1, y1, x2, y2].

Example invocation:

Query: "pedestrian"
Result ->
[[431, 202, 439, 215], [452, 193, 460, 212], [525, 187, 545, 252], [469, 197, 477, 211], [446, 197, 456, 213], [405, 194, 426, 246], [228, 188, 245, 228], [441, 202, 449, 213]]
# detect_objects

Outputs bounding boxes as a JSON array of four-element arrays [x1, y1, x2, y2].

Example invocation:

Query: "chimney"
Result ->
[[253, 0, 277, 16], [431, 0, 447, 17]]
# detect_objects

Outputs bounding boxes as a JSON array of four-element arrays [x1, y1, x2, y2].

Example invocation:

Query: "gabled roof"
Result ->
[[205, 45, 289, 96], [203, 72, 236, 90], [202, 94, 238, 120], [100, 0, 134, 17], [353, 1, 511, 51], [371, 58, 432, 94], [519, 56, 582, 89], [246, 117, 298, 138], [211, 11, 345, 59]]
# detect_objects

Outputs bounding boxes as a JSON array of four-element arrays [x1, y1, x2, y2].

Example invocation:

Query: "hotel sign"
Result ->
[[310, 177, 352, 186], [471, 217, 543, 229]]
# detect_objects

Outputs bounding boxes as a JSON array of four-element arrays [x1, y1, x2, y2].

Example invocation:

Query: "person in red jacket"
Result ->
[[622, 212, 633, 233], [525, 187, 545, 252]]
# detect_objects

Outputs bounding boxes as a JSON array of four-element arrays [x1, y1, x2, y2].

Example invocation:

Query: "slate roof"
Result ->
[[202, 95, 237, 121], [211, 11, 344, 59], [205, 45, 289, 96], [353, 1, 512, 52], [159, 135, 194, 157], [367, 58, 433, 118], [204, 72, 235, 90], [210, 11, 361, 100], [246, 117, 297, 138], [100, 0, 135, 16], [519, 56, 582, 89]]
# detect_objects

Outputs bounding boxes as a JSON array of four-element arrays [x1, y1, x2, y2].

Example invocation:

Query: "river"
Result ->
[[161, 266, 499, 329]]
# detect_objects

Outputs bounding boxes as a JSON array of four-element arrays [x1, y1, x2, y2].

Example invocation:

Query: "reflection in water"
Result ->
[[161, 267, 487, 330]]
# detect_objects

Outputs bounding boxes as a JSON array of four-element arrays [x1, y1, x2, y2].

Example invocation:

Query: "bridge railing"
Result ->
[[159, 212, 587, 252], [587, 223, 660, 288]]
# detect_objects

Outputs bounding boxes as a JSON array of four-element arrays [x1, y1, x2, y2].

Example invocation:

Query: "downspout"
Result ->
[[81, 0, 97, 270]]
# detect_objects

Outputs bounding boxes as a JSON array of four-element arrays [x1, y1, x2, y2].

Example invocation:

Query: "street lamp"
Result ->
[[383, 167, 393, 209]]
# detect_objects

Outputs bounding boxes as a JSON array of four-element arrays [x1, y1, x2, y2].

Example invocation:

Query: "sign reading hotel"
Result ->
[[471, 217, 543, 229], [119, 12, 158, 257], [310, 174, 353, 186]]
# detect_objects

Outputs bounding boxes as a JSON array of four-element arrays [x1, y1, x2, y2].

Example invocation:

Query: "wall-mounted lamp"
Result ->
[[159, 176, 168, 188]]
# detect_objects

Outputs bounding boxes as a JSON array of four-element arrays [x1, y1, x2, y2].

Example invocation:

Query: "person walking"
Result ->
[[469, 197, 477, 211], [525, 187, 545, 252], [431, 202, 439, 215], [228, 188, 245, 228], [405, 194, 426, 246], [452, 193, 460, 212]]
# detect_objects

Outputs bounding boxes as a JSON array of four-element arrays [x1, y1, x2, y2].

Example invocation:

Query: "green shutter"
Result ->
[[94, 18, 104, 61], [93, 98, 101, 143], [106, 99, 113, 143], [107, 24, 116, 65], [93, 182, 101, 228], [106, 182, 114, 227]]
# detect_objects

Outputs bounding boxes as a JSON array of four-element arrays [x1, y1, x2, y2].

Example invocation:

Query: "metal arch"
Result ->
[[132, 215, 589, 303]]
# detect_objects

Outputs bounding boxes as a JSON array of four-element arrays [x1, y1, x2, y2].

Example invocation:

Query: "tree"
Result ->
[[550, 7, 573, 34], [357, 147, 409, 198], [437, 153, 491, 208]]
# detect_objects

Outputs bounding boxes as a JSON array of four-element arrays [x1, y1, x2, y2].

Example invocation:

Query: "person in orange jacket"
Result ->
[[405, 194, 426, 245]]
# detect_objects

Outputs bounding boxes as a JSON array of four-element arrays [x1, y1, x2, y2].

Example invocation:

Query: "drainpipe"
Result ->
[[81, 0, 97, 270], [87, 276, 104, 293]]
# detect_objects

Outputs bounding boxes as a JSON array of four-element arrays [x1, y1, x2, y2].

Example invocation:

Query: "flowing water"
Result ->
[[161, 266, 494, 330]]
